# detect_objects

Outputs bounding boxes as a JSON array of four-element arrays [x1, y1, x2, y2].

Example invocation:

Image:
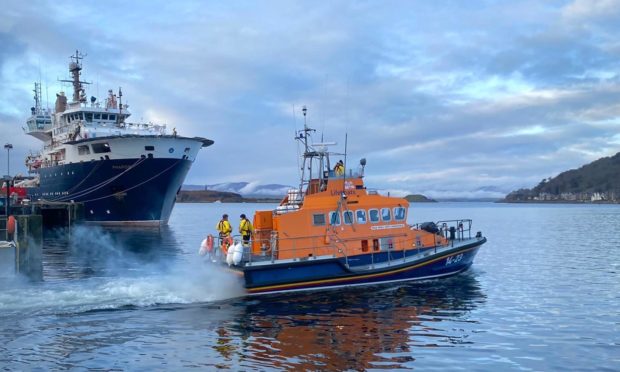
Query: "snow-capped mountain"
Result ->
[[182, 182, 292, 198]]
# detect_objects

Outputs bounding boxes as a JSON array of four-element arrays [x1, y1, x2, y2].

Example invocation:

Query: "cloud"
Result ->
[[1, 1, 620, 198]]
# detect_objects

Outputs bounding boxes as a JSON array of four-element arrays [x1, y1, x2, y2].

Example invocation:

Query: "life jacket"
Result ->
[[239, 218, 253, 236], [216, 219, 232, 236]]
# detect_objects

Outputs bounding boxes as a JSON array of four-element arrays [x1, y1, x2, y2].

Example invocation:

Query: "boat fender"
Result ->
[[206, 234, 214, 252], [232, 242, 243, 265], [324, 234, 330, 245], [7, 216, 16, 236], [199, 234, 215, 256], [199, 238, 208, 256], [226, 241, 236, 266]]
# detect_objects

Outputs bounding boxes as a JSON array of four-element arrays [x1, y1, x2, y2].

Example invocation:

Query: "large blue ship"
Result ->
[[22, 51, 212, 225]]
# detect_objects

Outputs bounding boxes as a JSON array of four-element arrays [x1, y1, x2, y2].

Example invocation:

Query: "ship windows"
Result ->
[[92, 142, 111, 153], [343, 210, 353, 225], [94, 113, 101, 120], [394, 207, 406, 221], [329, 211, 341, 225], [369, 209, 380, 223], [312, 213, 326, 226], [145, 146, 155, 151], [381, 208, 391, 222], [102, 114, 109, 120], [356, 210, 367, 224], [78, 145, 90, 155], [109, 114, 116, 121]]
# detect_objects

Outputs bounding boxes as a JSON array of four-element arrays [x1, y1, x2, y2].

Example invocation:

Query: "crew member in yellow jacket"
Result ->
[[216, 214, 233, 249], [239, 214, 253, 247]]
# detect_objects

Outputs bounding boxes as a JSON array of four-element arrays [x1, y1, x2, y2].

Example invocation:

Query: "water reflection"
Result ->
[[216, 273, 486, 370]]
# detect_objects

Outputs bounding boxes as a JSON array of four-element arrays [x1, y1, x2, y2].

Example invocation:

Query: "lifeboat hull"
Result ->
[[233, 237, 486, 295]]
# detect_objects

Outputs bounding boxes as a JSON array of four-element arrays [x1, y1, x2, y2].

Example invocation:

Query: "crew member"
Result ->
[[216, 214, 232, 248], [334, 160, 345, 176], [239, 214, 253, 247]]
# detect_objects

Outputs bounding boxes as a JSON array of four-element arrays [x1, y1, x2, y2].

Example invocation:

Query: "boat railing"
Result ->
[[420, 219, 473, 247], [214, 231, 444, 267]]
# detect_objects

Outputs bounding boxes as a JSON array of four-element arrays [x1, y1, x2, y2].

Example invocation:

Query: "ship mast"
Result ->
[[33, 82, 42, 113], [59, 50, 91, 103], [296, 106, 315, 193]]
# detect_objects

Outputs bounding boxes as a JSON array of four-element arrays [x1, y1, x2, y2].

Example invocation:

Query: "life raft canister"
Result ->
[[7, 215, 16, 236]]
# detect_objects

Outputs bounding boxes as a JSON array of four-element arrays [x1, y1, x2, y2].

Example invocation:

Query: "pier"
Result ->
[[0, 215, 43, 281]]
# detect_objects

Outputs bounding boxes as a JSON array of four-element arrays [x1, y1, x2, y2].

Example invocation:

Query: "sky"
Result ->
[[1, 0, 620, 199]]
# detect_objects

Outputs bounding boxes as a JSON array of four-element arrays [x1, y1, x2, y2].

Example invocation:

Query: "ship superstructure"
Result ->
[[23, 50, 213, 225]]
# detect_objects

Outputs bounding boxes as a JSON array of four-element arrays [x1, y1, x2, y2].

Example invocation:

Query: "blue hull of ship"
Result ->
[[28, 158, 192, 224], [242, 238, 485, 295]]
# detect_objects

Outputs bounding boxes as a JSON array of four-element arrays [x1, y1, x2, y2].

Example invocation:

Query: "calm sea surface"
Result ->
[[1, 202, 619, 370]]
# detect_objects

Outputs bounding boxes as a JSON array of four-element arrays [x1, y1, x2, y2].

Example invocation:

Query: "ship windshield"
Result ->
[[369, 209, 379, 223], [356, 210, 367, 224], [381, 208, 391, 221], [329, 211, 341, 225], [394, 207, 406, 221], [343, 210, 353, 225]]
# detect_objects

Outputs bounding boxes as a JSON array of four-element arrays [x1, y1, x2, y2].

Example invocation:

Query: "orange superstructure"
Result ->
[[251, 176, 447, 262]]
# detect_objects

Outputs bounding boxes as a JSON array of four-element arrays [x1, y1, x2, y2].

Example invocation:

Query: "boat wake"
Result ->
[[0, 260, 244, 316]]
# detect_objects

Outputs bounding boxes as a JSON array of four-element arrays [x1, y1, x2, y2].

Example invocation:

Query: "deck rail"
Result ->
[[211, 228, 459, 267]]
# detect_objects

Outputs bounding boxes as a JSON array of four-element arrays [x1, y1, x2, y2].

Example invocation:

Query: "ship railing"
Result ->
[[214, 232, 436, 268], [50, 120, 167, 141], [412, 219, 473, 248]]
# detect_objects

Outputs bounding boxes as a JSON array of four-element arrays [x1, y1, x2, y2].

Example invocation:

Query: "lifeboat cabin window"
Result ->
[[313, 213, 326, 226], [329, 211, 341, 226], [343, 210, 353, 225], [394, 207, 406, 221], [92, 142, 112, 153], [145, 146, 155, 151], [78, 145, 90, 155], [369, 209, 380, 223], [381, 208, 391, 222], [356, 209, 367, 224]]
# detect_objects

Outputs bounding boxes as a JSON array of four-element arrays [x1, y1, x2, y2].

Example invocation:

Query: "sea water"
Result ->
[[0, 202, 618, 370]]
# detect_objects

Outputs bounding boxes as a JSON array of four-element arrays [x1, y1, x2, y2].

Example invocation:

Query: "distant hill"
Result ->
[[405, 194, 437, 202], [182, 182, 291, 198], [503, 152, 620, 203], [176, 190, 244, 203], [176, 190, 281, 203]]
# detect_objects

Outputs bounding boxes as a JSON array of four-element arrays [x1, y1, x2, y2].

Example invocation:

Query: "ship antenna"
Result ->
[[117, 87, 123, 125], [59, 50, 90, 103], [296, 105, 315, 192]]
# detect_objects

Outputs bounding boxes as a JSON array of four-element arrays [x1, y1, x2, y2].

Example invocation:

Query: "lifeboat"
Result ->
[[208, 107, 487, 295]]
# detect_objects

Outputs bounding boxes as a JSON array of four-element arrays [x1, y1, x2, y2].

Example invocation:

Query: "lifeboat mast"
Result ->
[[295, 106, 338, 197]]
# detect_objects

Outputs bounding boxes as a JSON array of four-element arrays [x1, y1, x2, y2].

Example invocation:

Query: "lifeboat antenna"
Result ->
[[296, 106, 316, 192]]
